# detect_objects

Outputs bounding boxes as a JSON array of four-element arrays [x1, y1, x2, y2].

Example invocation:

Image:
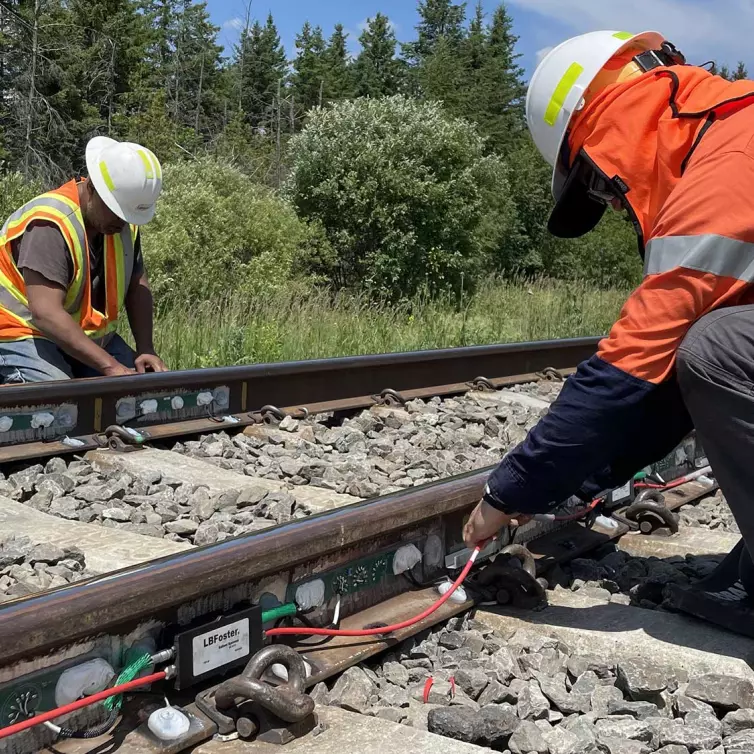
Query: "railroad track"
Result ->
[[0, 337, 744, 754]]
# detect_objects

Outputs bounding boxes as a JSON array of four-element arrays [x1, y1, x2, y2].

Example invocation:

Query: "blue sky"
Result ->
[[211, 0, 754, 80]]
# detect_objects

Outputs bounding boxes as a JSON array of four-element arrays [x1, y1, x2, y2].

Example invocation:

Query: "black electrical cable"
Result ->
[[271, 603, 342, 648], [56, 708, 119, 739]]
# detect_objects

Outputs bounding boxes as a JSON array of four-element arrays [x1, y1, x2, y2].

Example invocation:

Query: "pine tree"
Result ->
[[292, 21, 327, 113], [353, 13, 401, 98], [404, 0, 466, 63], [732, 61, 749, 80], [417, 36, 467, 112], [465, 2, 486, 73], [321, 24, 353, 102], [236, 13, 286, 128], [473, 3, 526, 154], [169, 0, 223, 135], [710, 61, 748, 81]]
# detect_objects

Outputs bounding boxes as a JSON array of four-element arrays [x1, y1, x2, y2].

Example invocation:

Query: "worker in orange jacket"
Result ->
[[464, 31, 754, 600]]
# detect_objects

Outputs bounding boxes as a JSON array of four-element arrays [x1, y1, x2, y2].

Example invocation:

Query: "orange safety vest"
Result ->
[[0, 179, 138, 343], [564, 66, 754, 384]]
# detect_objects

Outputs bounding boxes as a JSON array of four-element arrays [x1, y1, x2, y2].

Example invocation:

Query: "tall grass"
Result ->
[[145, 278, 628, 371]]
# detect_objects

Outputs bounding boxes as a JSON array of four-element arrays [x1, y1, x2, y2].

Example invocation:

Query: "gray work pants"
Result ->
[[677, 305, 754, 563]]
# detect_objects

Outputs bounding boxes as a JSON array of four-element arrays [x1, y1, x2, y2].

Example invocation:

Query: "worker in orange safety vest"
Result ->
[[0, 136, 167, 383], [463, 31, 754, 605]]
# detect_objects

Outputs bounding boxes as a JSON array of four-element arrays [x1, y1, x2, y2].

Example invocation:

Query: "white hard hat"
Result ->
[[526, 30, 665, 199], [86, 136, 163, 225]]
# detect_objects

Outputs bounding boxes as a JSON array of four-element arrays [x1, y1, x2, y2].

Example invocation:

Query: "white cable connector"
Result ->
[[436, 579, 468, 603]]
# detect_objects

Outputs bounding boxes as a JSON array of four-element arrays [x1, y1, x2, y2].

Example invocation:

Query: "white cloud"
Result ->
[[508, 0, 754, 67], [536, 46, 554, 66], [222, 17, 245, 32]]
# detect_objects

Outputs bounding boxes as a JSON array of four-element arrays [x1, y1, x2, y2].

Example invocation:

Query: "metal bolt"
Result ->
[[236, 716, 258, 739]]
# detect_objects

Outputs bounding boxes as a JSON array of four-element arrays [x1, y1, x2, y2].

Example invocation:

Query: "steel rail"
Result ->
[[0, 337, 599, 452], [0, 469, 490, 665]]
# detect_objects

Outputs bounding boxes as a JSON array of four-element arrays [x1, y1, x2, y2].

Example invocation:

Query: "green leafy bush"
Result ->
[[0, 173, 45, 223], [503, 136, 642, 288], [141, 156, 328, 302], [285, 94, 516, 300]]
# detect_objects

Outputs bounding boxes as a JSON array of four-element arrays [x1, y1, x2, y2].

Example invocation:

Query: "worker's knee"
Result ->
[[0, 339, 72, 384], [677, 305, 754, 394]]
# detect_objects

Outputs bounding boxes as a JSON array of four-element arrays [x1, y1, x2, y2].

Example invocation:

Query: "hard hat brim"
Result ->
[[547, 161, 607, 239], [85, 136, 156, 226]]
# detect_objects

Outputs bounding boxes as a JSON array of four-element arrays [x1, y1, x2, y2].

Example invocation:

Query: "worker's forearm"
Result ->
[[126, 281, 156, 354], [485, 355, 659, 515], [32, 310, 120, 372]]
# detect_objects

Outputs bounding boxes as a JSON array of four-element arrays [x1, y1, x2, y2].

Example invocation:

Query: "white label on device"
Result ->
[[611, 482, 632, 501], [192, 618, 250, 676]]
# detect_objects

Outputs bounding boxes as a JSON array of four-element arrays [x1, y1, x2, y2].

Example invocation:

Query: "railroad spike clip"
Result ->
[[372, 389, 407, 408], [537, 367, 564, 382], [94, 425, 148, 453], [468, 376, 496, 392], [624, 491, 679, 535], [195, 645, 316, 744], [466, 544, 548, 611]]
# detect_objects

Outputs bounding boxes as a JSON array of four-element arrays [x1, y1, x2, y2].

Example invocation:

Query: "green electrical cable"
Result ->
[[103, 653, 153, 712], [261, 603, 297, 623]]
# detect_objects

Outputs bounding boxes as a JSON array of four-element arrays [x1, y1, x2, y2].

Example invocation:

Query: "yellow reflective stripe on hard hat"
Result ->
[[613, 31, 634, 40], [137, 150, 155, 180], [145, 148, 162, 180], [99, 161, 116, 192], [544, 62, 585, 126]]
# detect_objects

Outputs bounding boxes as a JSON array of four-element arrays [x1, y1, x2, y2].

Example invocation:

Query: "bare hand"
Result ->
[[135, 352, 168, 373], [463, 500, 531, 549], [102, 362, 136, 377]]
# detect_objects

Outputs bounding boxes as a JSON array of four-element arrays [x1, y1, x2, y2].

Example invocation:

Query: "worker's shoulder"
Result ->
[[692, 103, 754, 164], [20, 220, 67, 249]]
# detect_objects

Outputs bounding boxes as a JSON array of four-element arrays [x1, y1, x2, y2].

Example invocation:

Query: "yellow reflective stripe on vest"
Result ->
[[2, 193, 88, 311], [0, 193, 88, 328], [83, 228, 131, 339]]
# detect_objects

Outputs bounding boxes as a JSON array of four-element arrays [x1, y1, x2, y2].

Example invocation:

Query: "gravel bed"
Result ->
[[680, 491, 740, 534], [554, 542, 724, 612], [0, 383, 557, 549], [0, 534, 91, 601], [175, 381, 558, 499], [0, 456, 311, 547], [311, 613, 753, 753]]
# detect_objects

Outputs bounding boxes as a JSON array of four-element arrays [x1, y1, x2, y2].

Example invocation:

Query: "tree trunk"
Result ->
[[24, 0, 40, 177]]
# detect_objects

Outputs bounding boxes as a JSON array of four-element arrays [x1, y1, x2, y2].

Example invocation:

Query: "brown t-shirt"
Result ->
[[13, 220, 144, 313]]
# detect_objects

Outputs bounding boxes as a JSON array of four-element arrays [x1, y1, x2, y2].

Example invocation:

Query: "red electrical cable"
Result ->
[[550, 498, 602, 522], [0, 671, 167, 741], [265, 545, 482, 639]]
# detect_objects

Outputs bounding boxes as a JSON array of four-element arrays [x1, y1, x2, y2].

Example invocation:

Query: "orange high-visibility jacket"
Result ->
[[0, 179, 138, 343], [486, 65, 754, 514]]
